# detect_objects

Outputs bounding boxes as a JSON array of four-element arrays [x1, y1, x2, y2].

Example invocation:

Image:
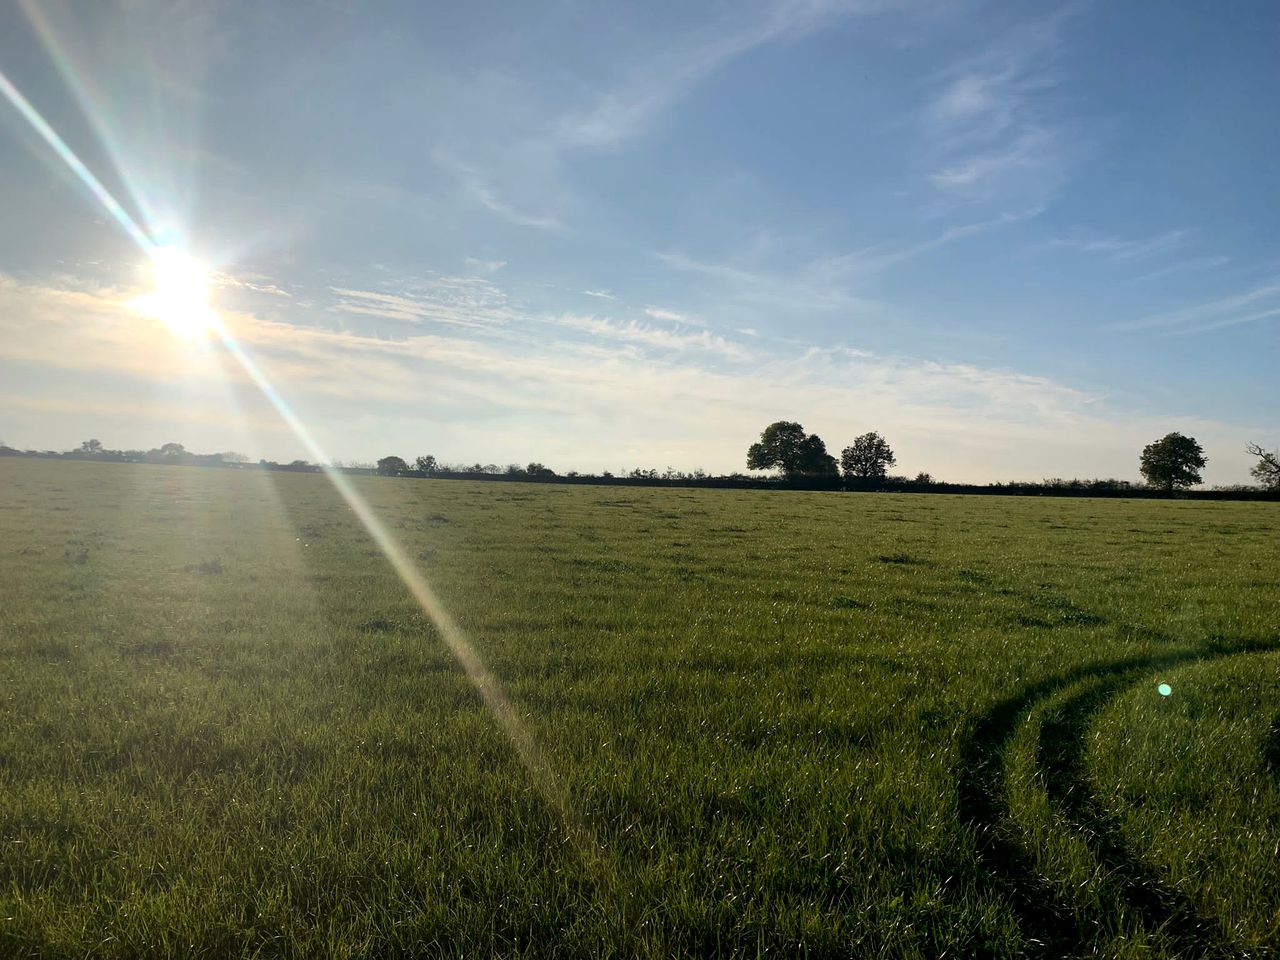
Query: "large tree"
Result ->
[[1247, 442, 1280, 490], [1139, 432, 1207, 492], [747, 421, 838, 477], [841, 432, 897, 479], [376, 455, 409, 477]]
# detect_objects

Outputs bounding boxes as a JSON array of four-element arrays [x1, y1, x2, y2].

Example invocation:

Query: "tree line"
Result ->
[[742, 419, 1279, 493], [0, 439, 252, 467], [2, 429, 1277, 497]]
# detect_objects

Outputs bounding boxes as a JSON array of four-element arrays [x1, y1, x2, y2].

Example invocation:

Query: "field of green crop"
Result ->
[[1, 457, 1277, 958]]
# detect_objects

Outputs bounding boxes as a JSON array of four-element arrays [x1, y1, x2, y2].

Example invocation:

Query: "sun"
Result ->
[[134, 247, 214, 339]]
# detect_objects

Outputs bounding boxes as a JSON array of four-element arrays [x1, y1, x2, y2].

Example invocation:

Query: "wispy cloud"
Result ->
[[329, 275, 517, 329], [214, 272, 293, 298], [555, 314, 751, 359], [558, 0, 876, 149], [655, 206, 1039, 318], [1133, 255, 1230, 282], [1191, 307, 1280, 333], [643, 305, 692, 324], [1054, 229, 1190, 262], [656, 250, 876, 315], [923, 11, 1080, 206], [929, 127, 1058, 192], [418, 2, 876, 257], [583, 289, 616, 300], [1117, 280, 1280, 333], [432, 151, 564, 232], [464, 257, 507, 274], [813, 206, 1043, 276], [470, 184, 563, 232], [1048, 231, 1235, 287]]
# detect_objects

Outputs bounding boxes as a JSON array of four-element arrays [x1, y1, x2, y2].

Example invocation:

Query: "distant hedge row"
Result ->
[[386, 470, 1280, 500], [4, 445, 1277, 501]]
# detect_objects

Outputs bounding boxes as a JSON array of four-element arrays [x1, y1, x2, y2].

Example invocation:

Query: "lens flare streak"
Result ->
[[16, 0, 165, 237], [214, 319, 587, 840], [0, 68, 612, 896], [0, 69, 153, 255]]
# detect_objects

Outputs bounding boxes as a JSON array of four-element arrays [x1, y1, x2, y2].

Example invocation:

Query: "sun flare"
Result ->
[[134, 247, 214, 339]]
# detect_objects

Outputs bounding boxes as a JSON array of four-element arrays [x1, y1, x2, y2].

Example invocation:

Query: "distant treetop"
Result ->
[[1139, 433, 1207, 492], [376, 455, 409, 477], [841, 432, 897, 480], [747, 421, 838, 478], [1247, 442, 1279, 490]]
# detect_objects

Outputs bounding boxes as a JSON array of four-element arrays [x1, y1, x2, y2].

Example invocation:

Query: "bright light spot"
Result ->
[[133, 247, 214, 339], [1158, 682, 1172, 697]]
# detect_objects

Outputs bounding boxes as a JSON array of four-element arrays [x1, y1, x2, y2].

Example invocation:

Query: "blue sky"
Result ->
[[0, 0, 1275, 482]]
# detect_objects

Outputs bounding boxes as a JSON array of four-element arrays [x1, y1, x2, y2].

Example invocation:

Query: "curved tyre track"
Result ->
[[958, 639, 1280, 957]]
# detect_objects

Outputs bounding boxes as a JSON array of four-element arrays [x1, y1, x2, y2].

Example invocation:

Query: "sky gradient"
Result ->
[[0, 0, 1275, 483]]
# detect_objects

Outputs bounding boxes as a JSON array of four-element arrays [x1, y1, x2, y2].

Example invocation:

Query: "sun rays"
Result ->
[[0, 59, 599, 881]]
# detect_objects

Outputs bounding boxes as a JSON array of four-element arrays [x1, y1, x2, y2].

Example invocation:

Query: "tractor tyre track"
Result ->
[[958, 639, 1280, 957]]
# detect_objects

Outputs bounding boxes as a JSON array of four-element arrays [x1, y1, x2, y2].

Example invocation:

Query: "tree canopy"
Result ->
[[841, 432, 897, 479], [376, 455, 409, 477], [1247, 442, 1280, 490], [1139, 433, 1207, 492], [746, 421, 838, 477]]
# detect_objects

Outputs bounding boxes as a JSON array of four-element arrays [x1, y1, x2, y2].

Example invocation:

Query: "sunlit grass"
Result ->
[[1091, 652, 1280, 953], [0, 459, 1276, 957]]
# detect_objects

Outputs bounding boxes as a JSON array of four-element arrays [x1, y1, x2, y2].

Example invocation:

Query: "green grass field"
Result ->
[[1, 458, 1277, 958]]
